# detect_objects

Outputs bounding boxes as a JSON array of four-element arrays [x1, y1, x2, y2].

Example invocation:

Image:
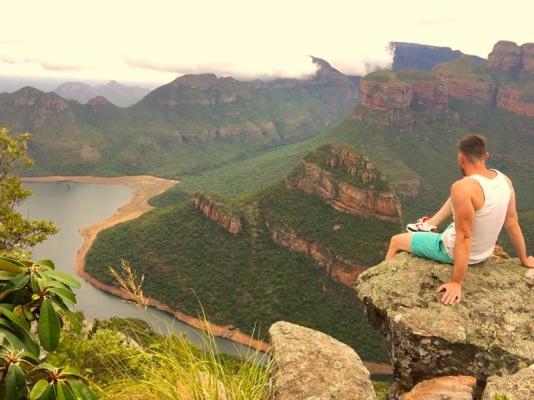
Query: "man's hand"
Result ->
[[521, 256, 534, 268], [436, 282, 462, 305]]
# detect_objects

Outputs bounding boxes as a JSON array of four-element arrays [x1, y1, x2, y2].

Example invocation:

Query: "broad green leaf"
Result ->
[[54, 301, 81, 332], [0, 257, 25, 274], [0, 271, 17, 280], [49, 287, 76, 305], [69, 379, 98, 400], [30, 379, 50, 400], [38, 299, 60, 352], [1, 327, 27, 351], [0, 273, 30, 300], [34, 259, 55, 270], [0, 306, 30, 332], [56, 380, 76, 400], [5, 363, 27, 400], [42, 270, 81, 289]]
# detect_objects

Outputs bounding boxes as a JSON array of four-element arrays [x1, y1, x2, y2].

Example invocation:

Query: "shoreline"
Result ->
[[22, 175, 393, 374]]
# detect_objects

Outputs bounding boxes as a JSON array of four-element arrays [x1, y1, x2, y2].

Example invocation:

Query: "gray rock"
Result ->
[[269, 321, 376, 400], [483, 364, 534, 400], [355, 253, 534, 395]]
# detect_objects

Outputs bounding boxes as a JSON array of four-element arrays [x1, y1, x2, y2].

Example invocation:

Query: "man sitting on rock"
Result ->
[[385, 133, 534, 305]]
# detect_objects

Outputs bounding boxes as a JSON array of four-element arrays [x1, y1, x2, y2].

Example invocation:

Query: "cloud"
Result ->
[[0, 54, 83, 71], [123, 55, 320, 80]]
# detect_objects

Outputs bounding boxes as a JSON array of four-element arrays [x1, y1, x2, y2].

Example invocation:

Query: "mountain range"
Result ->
[[2, 40, 534, 363], [0, 56, 357, 177], [54, 80, 151, 107]]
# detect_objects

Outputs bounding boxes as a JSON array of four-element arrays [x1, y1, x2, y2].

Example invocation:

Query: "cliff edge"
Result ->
[[356, 252, 534, 399]]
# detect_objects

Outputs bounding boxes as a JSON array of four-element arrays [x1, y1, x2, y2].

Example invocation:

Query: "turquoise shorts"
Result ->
[[410, 231, 454, 264]]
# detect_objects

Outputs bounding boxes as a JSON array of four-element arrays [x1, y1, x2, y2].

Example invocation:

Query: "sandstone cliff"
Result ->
[[356, 252, 534, 399], [265, 218, 365, 287], [360, 70, 447, 112], [487, 40, 534, 73], [192, 193, 242, 234], [285, 144, 401, 221]]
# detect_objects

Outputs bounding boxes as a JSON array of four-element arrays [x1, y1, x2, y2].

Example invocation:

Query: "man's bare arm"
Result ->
[[503, 180, 534, 268], [429, 197, 452, 227], [437, 181, 474, 305]]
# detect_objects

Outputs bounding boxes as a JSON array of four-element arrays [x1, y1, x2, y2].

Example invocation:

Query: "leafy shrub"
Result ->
[[0, 256, 96, 399]]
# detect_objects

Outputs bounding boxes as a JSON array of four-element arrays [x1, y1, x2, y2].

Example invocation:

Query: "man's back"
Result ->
[[442, 169, 512, 264]]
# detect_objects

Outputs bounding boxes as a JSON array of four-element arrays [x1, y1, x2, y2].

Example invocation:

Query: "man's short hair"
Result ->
[[458, 133, 487, 160]]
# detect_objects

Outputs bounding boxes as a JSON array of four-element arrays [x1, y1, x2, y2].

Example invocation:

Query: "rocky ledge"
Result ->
[[487, 40, 534, 73], [285, 144, 401, 221], [192, 193, 242, 234], [356, 252, 534, 399], [269, 321, 376, 400]]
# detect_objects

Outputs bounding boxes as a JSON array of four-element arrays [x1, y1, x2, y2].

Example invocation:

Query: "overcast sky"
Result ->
[[1, 0, 533, 86]]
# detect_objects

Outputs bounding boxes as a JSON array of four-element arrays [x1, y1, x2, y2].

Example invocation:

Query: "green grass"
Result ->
[[51, 316, 272, 399]]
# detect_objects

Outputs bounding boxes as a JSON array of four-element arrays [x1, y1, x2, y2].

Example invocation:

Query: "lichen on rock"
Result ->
[[482, 364, 534, 400], [355, 253, 534, 397], [269, 321, 376, 400]]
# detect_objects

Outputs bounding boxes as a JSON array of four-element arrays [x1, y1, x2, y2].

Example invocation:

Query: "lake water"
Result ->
[[19, 181, 255, 357]]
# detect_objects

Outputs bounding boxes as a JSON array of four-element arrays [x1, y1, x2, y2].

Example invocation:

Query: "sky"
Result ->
[[1, 0, 533, 87]]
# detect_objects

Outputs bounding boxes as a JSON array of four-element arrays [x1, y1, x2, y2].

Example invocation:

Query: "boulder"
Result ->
[[269, 321, 376, 400], [400, 375, 477, 400], [355, 253, 534, 397], [482, 364, 534, 400]]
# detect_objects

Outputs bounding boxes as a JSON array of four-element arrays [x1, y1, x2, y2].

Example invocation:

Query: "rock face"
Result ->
[[192, 193, 242, 234], [360, 71, 448, 113], [432, 59, 497, 107], [355, 253, 534, 397], [487, 40, 534, 73], [285, 144, 401, 221], [400, 375, 477, 400], [496, 85, 534, 117], [268, 321, 376, 400], [360, 80, 413, 111], [265, 219, 365, 287], [483, 364, 534, 400], [487, 41, 523, 72]]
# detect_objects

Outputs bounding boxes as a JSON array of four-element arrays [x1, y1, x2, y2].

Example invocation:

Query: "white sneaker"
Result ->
[[406, 217, 438, 233]]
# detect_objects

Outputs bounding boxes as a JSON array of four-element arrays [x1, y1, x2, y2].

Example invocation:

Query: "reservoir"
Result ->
[[20, 181, 256, 357]]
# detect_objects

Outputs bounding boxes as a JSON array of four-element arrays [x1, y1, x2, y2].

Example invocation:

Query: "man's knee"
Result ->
[[390, 233, 412, 252]]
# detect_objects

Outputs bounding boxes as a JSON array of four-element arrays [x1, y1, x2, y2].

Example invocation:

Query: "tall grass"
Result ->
[[96, 259, 273, 399], [99, 325, 273, 400]]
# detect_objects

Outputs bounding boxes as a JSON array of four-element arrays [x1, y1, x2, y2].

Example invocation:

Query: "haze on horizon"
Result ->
[[1, 0, 533, 87]]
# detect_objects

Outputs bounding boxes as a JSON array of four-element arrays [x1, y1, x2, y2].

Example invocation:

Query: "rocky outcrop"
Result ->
[[487, 41, 523, 72], [400, 375, 477, 400], [521, 43, 534, 73], [432, 62, 497, 107], [360, 80, 413, 111], [487, 40, 534, 73], [355, 253, 534, 398], [409, 81, 448, 110], [360, 71, 447, 113], [265, 219, 365, 287], [192, 193, 242, 234], [496, 85, 534, 117], [285, 145, 401, 221], [269, 321, 376, 400], [483, 364, 534, 400]]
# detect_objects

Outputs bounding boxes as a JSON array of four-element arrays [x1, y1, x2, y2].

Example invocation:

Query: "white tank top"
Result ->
[[442, 169, 512, 264]]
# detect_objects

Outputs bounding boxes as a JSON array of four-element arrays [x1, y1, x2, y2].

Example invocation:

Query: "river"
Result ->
[[19, 181, 255, 357]]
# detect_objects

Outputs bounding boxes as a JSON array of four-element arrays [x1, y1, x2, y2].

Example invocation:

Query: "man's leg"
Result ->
[[386, 232, 413, 260]]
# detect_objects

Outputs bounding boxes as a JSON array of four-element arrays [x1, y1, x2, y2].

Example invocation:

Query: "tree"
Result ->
[[0, 128, 57, 258]]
